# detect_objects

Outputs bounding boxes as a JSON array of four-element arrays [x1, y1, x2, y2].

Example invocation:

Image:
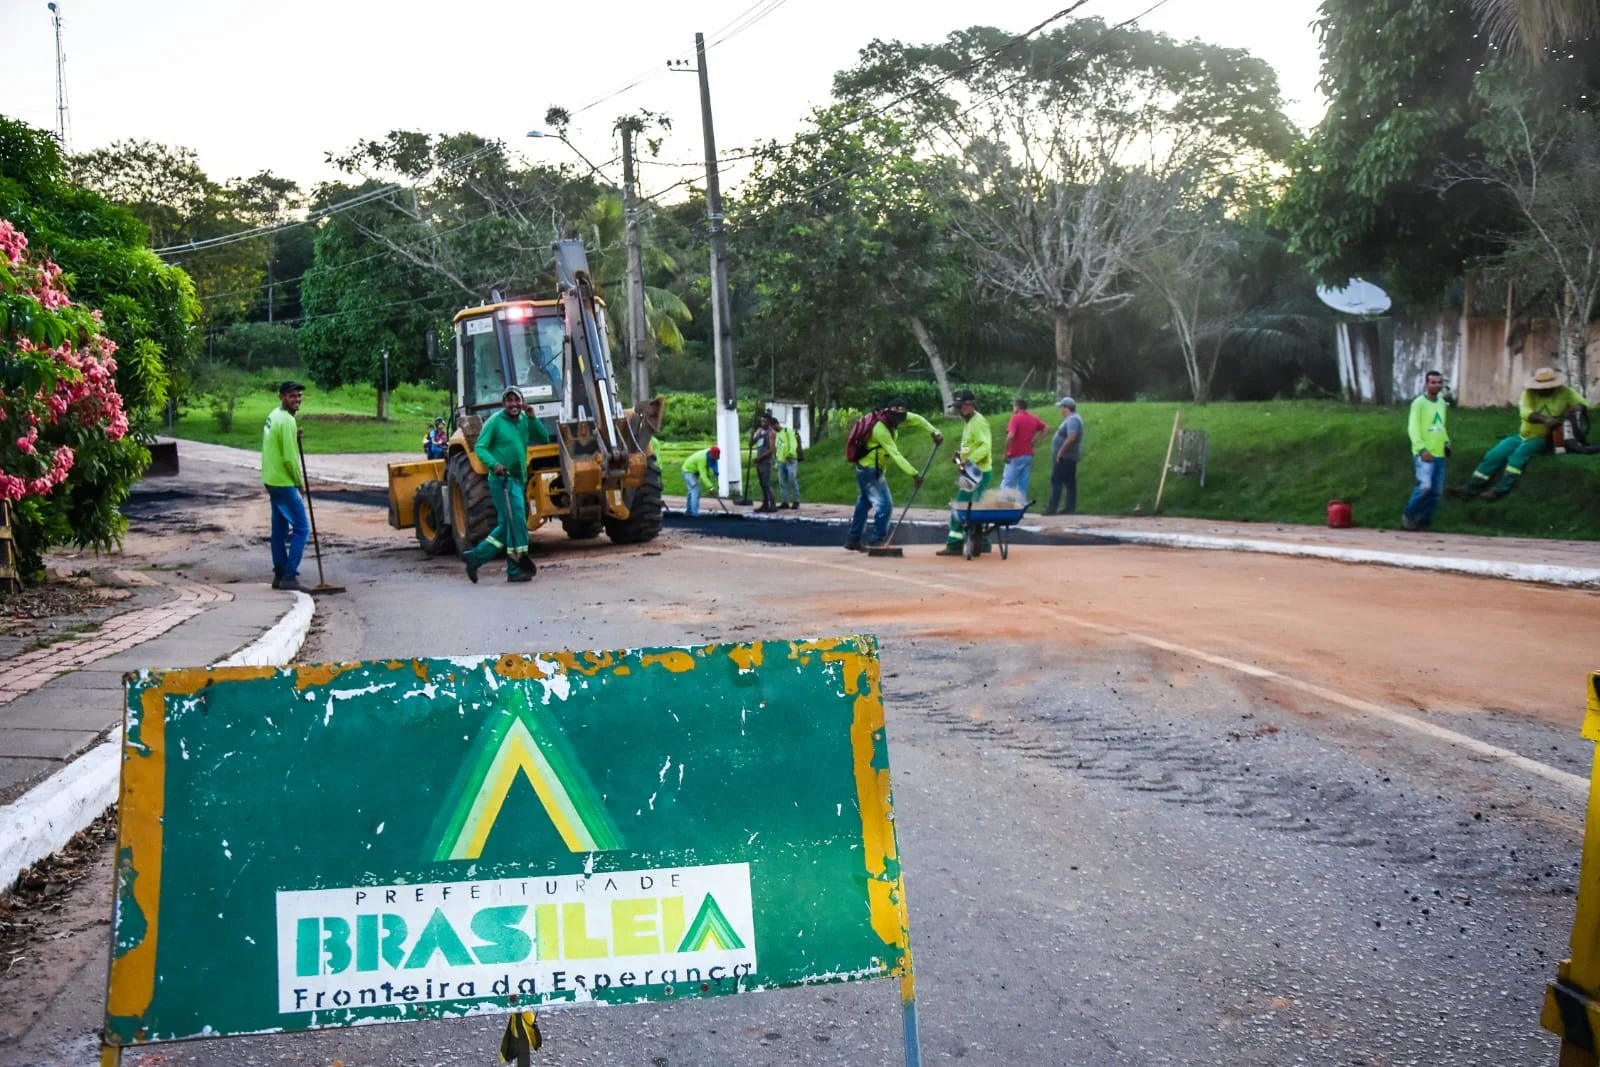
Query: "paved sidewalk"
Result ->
[[0, 575, 295, 806]]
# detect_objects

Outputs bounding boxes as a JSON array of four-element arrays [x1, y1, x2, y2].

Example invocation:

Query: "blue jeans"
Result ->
[[267, 485, 309, 581], [848, 466, 893, 544], [1000, 455, 1033, 500], [684, 472, 702, 516], [1403, 454, 1445, 526], [777, 459, 799, 504]]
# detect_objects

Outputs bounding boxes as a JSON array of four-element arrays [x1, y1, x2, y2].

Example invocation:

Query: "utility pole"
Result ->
[[693, 31, 742, 501], [46, 3, 71, 150], [618, 121, 650, 406]]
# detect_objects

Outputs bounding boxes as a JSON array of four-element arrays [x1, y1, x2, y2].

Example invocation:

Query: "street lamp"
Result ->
[[526, 129, 609, 181]]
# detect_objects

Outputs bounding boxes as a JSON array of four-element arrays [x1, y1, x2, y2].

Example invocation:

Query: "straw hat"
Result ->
[[1524, 367, 1567, 390]]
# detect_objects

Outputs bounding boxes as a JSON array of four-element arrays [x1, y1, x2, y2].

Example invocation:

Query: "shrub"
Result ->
[[0, 218, 146, 578]]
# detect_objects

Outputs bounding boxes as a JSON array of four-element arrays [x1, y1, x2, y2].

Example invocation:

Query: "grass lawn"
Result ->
[[172, 383, 1600, 540], [668, 401, 1598, 541], [169, 378, 451, 454]]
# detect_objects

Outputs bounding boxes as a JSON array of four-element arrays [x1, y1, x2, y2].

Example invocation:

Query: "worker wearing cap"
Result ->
[[262, 380, 308, 591], [682, 445, 721, 516], [939, 389, 993, 556], [1453, 367, 1588, 502], [1047, 397, 1083, 515], [463, 388, 549, 584], [846, 397, 943, 551]]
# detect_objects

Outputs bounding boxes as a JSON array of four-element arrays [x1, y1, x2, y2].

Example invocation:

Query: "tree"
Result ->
[[1471, 0, 1599, 55], [733, 107, 970, 408], [1, 218, 146, 579], [71, 141, 296, 324], [0, 117, 198, 426], [1446, 91, 1600, 386], [576, 193, 692, 363], [835, 19, 1297, 395]]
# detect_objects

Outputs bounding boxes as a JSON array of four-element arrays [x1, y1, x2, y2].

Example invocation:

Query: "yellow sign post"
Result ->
[[1542, 672, 1600, 1066]]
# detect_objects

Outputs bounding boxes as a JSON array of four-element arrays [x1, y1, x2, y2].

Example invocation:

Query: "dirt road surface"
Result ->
[[3, 458, 1596, 1066]]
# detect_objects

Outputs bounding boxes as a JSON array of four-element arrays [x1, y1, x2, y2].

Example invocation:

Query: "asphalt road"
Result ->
[[3, 461, 1594, 1066]]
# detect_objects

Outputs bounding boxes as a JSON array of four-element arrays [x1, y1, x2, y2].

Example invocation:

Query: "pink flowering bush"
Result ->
[[1, 218, 147, 578]]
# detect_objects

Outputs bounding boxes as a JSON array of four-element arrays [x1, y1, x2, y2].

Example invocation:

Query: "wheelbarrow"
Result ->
[[951, 499, 1034, 560]]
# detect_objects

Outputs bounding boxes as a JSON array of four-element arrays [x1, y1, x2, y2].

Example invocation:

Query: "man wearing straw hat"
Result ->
[[1452, 367, 1588, 502]]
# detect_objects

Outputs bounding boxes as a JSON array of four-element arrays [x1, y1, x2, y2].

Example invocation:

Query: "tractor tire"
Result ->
[[413, 480, 454, 556], [560, 516, 604, 540], [604, 456, 664, 544], [447, 451, 496, 556]]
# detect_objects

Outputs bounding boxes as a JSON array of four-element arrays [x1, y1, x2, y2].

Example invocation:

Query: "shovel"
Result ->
[[867, 443, 941, 559], [294, 429, 346, 594]]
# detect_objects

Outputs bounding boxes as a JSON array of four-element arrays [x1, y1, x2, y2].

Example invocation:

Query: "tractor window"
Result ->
[[462, 317, 505, 410], [507, 317, 564, 402]]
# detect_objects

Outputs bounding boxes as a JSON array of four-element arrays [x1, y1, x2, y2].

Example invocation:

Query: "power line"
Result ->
[[152, 144, 499, 257]]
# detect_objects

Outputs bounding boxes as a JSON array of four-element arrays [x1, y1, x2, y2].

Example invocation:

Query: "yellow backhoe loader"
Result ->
[[385, 240, 664, 557]]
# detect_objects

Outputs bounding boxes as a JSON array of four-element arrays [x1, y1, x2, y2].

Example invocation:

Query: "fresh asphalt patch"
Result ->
[[664, 510, 1121, 548]]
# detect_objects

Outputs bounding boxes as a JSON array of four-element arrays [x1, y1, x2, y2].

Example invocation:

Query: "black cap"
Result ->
[[278, 380, 305, 395], [882, 397, 910, 411], [952, 388, 976, 405]]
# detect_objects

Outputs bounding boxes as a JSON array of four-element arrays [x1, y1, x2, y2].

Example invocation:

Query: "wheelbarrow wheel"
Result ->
[[999, 527, 1009, 560], [963, 527, 976, 560]]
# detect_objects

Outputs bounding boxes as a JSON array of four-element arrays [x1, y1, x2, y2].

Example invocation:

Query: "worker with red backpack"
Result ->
[[844, 398, 943, 551]]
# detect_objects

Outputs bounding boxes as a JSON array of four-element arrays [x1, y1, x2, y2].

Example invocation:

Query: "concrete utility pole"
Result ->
[[693, 31, 742, 501], [619, 122, 650, 406]]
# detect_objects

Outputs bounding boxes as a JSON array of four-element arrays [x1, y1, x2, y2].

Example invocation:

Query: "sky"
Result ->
[[0, 0, 1327, 199]]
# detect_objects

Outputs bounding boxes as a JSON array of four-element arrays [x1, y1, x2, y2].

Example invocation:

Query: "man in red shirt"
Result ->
[[999, 397, 1049, 503]]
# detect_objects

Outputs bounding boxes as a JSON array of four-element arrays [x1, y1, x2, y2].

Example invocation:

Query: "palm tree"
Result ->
[[1471, 0, 1598, 56], [577, 194, 693, 358]]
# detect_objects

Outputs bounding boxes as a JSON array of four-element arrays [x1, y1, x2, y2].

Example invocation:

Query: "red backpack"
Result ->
[[844, 410, 888, 464]]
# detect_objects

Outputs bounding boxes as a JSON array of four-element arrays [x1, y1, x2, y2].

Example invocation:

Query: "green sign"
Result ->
[[105, 637, 911, 1047]]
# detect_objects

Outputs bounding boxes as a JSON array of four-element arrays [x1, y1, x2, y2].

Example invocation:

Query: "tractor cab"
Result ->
[[454, 301, 565, 429]]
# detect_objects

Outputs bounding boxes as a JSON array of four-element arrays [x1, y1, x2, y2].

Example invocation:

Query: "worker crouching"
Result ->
[[463, 388, 549, 584]]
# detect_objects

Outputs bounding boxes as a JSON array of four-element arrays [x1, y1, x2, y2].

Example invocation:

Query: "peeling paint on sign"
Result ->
[[104, 637, 911, 1048]]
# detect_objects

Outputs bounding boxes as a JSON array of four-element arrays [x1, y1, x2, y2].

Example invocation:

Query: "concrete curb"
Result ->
[[0, 590, 316, 892], [1071, 527, 1600, 590]]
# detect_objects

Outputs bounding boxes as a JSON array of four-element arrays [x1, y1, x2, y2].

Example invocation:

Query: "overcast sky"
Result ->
[[1, 0, 1327, 198]]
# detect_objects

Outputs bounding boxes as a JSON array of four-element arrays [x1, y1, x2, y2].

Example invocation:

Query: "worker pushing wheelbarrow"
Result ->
[[936, 387, 1031, 559]]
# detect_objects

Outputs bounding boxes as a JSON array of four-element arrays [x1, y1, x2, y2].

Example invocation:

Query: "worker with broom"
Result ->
[[463, 388, 549, 584], [262, 380, 310, 591], [844, 398, 942, 552], [939, 389, 993, 557]]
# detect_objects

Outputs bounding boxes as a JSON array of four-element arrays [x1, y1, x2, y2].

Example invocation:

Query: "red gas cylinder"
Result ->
[[1327, 499, 1352, 528]]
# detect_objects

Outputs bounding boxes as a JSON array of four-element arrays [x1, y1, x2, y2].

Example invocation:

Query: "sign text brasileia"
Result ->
[[105, 638, 910, 1047]]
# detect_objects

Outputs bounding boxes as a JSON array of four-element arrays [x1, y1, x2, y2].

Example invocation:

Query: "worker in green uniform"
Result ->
[[680, 445, 721, 516], [940, 389, 993, 557], [463, 388, 550, 583], [1452, 367, 1589, 502], [262, 380, 308, 590], [845, 398, 943, 551]]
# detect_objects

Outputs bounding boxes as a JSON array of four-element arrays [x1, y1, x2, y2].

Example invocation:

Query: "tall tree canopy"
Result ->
[[834, 18, 1297, 395]]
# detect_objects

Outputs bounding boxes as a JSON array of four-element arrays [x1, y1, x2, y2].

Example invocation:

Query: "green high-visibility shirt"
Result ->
[[1519, 385, 1587, 439], [473, 410, 549, 481], [857, 411, 936, 476], [958, 411, 993, 473], [1407, 394, 1450, 456], [775, 426, 799, 462], [683, 449, 718, 480], [261, 407, 302, 488]]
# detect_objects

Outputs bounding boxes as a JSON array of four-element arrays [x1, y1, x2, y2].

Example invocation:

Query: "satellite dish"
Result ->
[[1317, 278, 1392, 316]]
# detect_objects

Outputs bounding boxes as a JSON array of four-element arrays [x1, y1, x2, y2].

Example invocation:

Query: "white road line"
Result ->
[[690, 544, 1591, 796]]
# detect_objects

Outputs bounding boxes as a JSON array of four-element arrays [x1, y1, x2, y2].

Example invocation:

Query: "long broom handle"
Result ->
[[295, 428, 329, 587], [883, 442, 942, 545]]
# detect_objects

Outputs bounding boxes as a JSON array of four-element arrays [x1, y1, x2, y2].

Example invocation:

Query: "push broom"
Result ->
[[294, 429, 347, 594], [867, 443, 941, 559]]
